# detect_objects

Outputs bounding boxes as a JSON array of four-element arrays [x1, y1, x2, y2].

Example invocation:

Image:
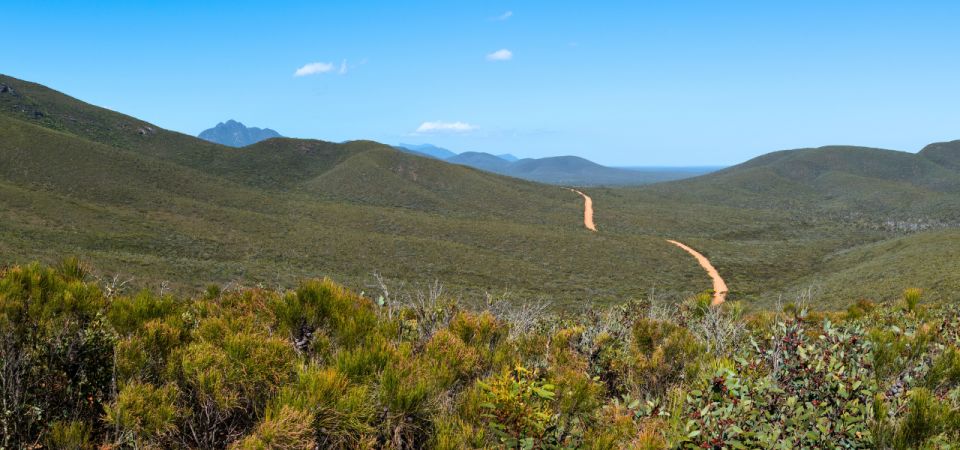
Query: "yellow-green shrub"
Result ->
[[108, 290, 181, 336], [893, 388, 960, 448], [272, 279, 380, 353], [925, 346, 960, 391], [430, 415, 487, 450], [629, 318, 705, 394], [449, 310, 507, 359], [334, 334, 396, 381], [168, 319, 297, 447], [231, 405, 315, 450], [268, 365, 374, 448], [45, 420, 92, 450], [424, 328, 481, 388], [377, 359, 439, 447], [0, 262, 114, 447], [903, 288, 924, 313], [115, 318, 184, 382], [549, 326, 588, 371], [106, 382, 180, 445]]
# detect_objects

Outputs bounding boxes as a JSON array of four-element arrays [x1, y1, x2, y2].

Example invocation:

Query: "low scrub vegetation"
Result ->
[[4, 260, 960, 448]]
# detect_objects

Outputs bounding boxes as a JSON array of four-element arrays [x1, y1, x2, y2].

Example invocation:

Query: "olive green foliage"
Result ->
[[6, 262, 960, 448], [10, 74, 960, 312], [629, 318, 705, 395], [678, 318, 876, 448], [475, 366, 561, 447], [0, 261, 114, 448], [1, 73, 712, 310], [230, 405, 315, 450], [105, 381, 181, 442]]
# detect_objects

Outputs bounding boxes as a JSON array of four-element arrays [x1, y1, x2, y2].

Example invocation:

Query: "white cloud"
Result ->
[[339, 59, 348, 75], [415, 121, 477, 134], [486, 49, 513, 61], [494, 11, 513, 20], [294, 62, 334, 77]]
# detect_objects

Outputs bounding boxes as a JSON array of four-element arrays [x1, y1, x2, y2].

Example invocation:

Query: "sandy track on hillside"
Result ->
[[570, 189, 597, 231], [666, 240, 728, 305], [570, 189, 727, 304]]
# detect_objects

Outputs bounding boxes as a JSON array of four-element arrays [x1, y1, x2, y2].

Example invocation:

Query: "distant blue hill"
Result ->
[[395, 143, 718, 186], [618, 165, 726, 173], [199, 120, 282, 147], [394, 143, 458, 160]]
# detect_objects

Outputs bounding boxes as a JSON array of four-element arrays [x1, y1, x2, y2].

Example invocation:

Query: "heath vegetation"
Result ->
[[4, 260, 960, 448]]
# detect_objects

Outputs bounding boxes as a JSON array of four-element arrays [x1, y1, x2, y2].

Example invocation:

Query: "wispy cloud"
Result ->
[[414, 121, 477, 134], [339, 59, 348, 75], [294, 62, 334, 77], [493, 11, 513, 21], [486, 49, 513, 61]]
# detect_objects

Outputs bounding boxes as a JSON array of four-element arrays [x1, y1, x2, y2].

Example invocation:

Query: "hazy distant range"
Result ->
[[197, 122, 719, 186], [394, 143, 721, 186]]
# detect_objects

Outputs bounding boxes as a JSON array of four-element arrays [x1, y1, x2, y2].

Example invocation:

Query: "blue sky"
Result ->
[[4, 1, 960, 165]]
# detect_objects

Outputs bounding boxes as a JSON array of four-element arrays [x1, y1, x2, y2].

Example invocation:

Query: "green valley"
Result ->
[[4, 74, 960, 311], [7, 2, 960, 447]]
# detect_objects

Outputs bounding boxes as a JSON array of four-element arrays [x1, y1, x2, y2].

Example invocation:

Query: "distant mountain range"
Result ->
[[199, 120, 281, 147], [194, 129, 713, 186], [394, 143, 715, 186], [393, 143, 459, 160]]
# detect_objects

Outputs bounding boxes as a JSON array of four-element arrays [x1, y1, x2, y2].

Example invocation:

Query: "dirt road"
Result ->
[[569, 188, 728, 304], [570, 189, 597, 231], [666, 240, 728, 305]]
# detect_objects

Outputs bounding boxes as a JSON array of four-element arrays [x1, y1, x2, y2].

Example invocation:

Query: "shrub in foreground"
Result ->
[[3, 262, 960, 449]]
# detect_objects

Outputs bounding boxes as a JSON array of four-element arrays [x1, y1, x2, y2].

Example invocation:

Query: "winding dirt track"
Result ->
[[571, 189, 728, 305], [665, 240, 728, 305], [570, 189, 597, 232]]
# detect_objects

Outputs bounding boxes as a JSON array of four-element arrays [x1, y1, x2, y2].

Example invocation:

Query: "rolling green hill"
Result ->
[[919, 139, 960, 170], [596, 142, 960, 309], [0, 74, 584, 220], [0, 74, 706, 306], [639, 145, 960, 222], [3, 73, 960, 312], [784, 228, 960, 306]]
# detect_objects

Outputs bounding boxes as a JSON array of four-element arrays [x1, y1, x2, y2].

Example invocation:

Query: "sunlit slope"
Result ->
[[0, 74, 702, 305], [642, 145, 960, 220], [783, 228, 960, 307], [593, 143, 960, 309], [919, 139, 960, 170], [0, 74, 574, 220]]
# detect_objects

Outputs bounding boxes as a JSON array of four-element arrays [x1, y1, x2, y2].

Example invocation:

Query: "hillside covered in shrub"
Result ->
[[6, 74, 960, 310], [4, 260, 960, 448]]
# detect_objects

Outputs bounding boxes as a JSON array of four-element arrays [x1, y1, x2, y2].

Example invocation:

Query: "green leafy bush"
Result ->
[[475, 365, 561, 448]]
